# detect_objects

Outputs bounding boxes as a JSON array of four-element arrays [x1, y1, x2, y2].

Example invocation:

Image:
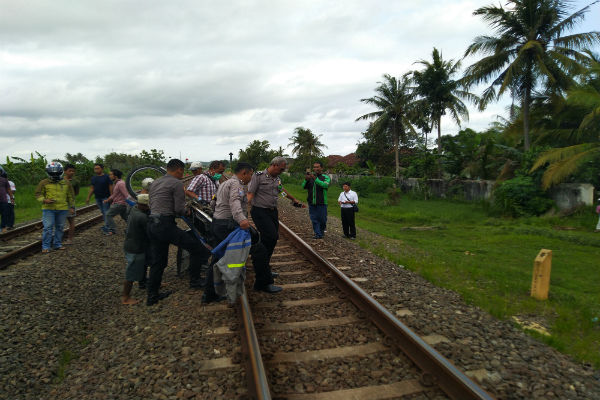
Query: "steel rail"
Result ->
[[2, 171, 194, 243], [278, 221, 494, 400], [239, 290, 272, 400], [0, 204, 98, 241], [0, 213, 104, 269], [197, 206, 272, 399]]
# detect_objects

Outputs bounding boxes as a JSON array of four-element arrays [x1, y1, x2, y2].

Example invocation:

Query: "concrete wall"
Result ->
[[549, 183, 595, 210], [331, 174, 596, 210]]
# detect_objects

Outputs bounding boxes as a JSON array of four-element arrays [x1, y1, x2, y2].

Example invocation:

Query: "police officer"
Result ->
[[247, 156, 301, 276], [202, 162, 281, 304], [146, 159, 211, 306]]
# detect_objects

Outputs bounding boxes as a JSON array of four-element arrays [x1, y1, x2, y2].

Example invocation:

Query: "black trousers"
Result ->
[[250, 206, 279, 265], [341, 207, 356, 238], [147, 216, 211, 301], [204, 218, 273, 296]]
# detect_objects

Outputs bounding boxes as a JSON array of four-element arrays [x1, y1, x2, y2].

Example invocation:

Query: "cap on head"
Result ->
[[141, 177, 154, 190], [190, 162, 203, 171], [137, 194, 149, 205]]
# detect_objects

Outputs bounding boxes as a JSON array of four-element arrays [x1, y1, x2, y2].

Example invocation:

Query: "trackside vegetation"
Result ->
[[286, 181, 600, 368]]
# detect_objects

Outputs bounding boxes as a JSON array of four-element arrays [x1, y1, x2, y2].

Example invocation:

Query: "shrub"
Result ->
[[385, 187, 402, 205], [493, 176, 553, 217], [342, 176, 395, 197]]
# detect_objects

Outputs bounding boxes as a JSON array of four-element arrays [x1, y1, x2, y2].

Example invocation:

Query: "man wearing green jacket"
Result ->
[[302, 161, 330, 239], [35, 162, 75, 253]]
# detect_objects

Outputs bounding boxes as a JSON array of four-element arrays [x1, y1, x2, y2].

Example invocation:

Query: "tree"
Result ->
[[288, 127, 326, 170], [463, 0, 600, 151], [356, 123, 396, 175], [64, 152, 90, 164], [441, 127, 509, 180], [411, 48, 477, 157], [531, 55, 600, 188], [356, 74, 417, 181], [139, 149, 166, 165], [238, 140, 276, 169]]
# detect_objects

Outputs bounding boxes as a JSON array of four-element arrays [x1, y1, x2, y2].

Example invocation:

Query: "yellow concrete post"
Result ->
[[531, 249, 552, 300]]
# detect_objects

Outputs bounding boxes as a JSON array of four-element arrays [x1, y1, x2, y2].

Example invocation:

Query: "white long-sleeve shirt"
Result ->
[[338, 190, 358, 208]]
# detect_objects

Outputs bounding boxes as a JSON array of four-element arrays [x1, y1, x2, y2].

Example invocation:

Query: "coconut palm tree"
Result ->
[[530, 55, 600, 188], [288, 127, 326, 170], [412, 48, 478, 156], [356, 74, 417, 181], [463, 0, 600, 151]]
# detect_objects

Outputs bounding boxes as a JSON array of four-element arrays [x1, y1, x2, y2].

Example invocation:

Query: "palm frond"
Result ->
[[540, 145, 600, 188], [548, 2, 599, 37], [553, 32, 600, 49], [530, 142, 596, 171]]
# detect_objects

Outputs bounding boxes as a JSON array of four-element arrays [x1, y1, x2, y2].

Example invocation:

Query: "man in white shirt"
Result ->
[[337, 181, 358, 239]]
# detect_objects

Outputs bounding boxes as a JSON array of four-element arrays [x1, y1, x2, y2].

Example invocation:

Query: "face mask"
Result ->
[[212, 173, 222, 181]]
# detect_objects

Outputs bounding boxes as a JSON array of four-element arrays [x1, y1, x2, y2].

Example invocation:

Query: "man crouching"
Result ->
[[122, 194, 150, 305]]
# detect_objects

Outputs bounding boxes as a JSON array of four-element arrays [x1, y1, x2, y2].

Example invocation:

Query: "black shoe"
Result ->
[[190, 279, 206, 289], [271, 272, 279, 279], [158, 290, 173, 300], [146, 297, 159, 306], [311, 235, 322, 239], [201, 293, 226, 304], [138, 282, 146, 290], [254, 284, 283, 294]]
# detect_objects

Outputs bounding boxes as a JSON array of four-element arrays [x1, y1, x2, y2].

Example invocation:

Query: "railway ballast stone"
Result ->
[[277, 200, 600, 399]]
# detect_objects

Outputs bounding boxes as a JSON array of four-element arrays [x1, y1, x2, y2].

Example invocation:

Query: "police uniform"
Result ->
[[248, 169, 282, 266], [147, 174, 211, 306], [203, 177, 273, 301]]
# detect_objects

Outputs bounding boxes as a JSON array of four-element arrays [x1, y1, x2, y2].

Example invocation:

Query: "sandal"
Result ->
[[42, 249, 50, 254], [63, 239, 73, 245], [54, 247, 66, 251]]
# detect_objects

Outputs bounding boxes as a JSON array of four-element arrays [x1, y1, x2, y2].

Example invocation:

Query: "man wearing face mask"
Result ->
[[202, 162, 280, 303], [185, 160, 225, 203]]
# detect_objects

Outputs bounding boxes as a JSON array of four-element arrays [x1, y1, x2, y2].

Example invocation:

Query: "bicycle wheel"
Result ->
[[125, 165, 166, 199]]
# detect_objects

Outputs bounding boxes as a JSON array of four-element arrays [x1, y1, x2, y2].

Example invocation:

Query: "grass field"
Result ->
[[286, 183, 600, 368], [11, 184, 90, 224]]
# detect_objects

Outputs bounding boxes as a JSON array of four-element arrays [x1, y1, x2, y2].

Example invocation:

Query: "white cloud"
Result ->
[[0, 0, 598, 162]]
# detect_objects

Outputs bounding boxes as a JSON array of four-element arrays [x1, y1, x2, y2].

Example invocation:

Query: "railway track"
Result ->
[[0, 204, 103, 269], [196, 219, 493, 399], [1, 173, 494, 398], [0, 170, 194, 270]]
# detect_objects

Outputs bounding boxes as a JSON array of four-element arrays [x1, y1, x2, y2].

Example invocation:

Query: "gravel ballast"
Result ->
[[277, 200, 600, 399], [2, 201, 600, 399]]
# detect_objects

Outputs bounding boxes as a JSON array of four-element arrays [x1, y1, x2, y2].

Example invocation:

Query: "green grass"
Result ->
[[287, 183, 600, 368], [53, 349, 77, 384], [11, 184, 90, 224]]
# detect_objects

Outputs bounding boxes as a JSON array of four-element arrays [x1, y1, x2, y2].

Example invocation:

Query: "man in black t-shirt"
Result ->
[[86, 163, 113, 233]]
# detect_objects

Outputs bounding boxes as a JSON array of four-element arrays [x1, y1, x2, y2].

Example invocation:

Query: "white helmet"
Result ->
[[189, 161, 203, 171], [141, 177, 154, 190]]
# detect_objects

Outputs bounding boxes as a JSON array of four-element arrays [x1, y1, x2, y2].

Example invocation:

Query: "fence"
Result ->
[[327, 174, 595, 211]]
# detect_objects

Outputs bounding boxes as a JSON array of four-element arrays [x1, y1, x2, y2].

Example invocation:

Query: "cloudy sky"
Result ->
[[1, 0, 598, 163]]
